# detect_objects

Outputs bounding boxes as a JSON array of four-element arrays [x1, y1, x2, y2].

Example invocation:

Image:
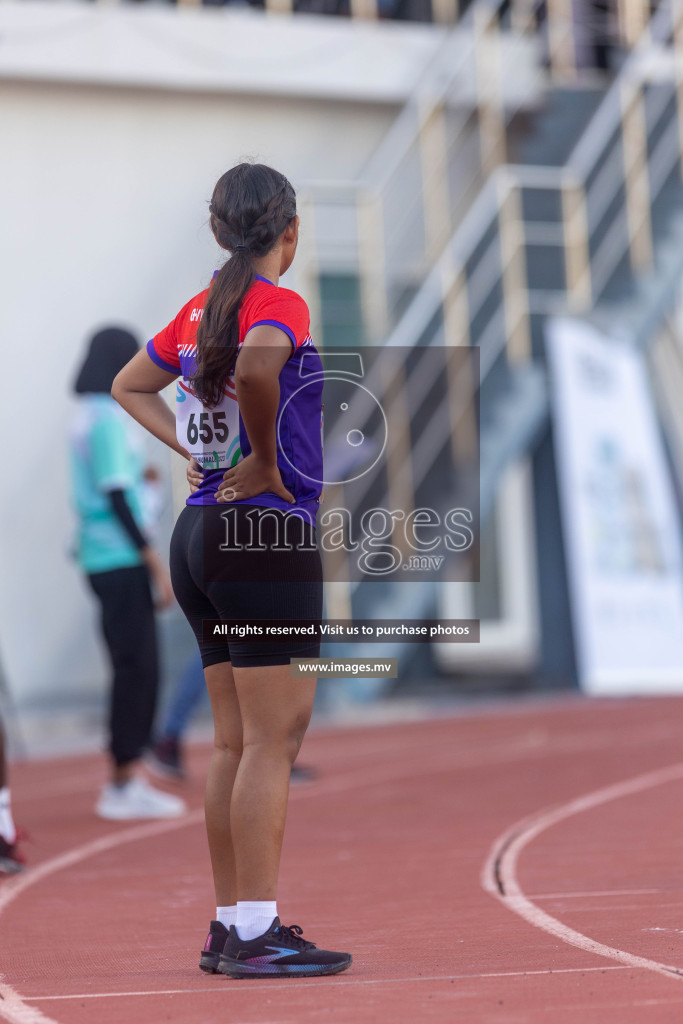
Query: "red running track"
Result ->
[[4, 696, 683, 1023]]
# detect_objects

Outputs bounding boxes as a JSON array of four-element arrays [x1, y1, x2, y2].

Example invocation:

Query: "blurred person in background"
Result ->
[[69, 327, 186, 821], [147, 650, 206, 780], [0, 721, 23, 874], [148, 647, 316, 783]]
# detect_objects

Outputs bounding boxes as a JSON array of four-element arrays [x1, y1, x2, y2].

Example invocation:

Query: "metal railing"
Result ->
[[312, 0, 683, 621], [296, 0, 542, 344], [64, 0, 661, 52], [388, 0, 683, 358], [300, 0, 683, 345]]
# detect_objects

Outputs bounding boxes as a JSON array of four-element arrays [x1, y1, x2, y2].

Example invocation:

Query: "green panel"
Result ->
[[319, 274, 364, 348]]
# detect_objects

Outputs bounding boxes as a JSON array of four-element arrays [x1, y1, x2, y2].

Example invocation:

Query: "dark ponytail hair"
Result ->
[[188, 163, 297, 407]]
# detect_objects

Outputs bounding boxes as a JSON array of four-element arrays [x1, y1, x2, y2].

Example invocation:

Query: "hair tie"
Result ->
[[233, 244, 249, 254]]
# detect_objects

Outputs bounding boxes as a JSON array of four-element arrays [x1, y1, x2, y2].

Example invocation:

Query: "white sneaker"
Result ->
[[95, 777, 186, 821]]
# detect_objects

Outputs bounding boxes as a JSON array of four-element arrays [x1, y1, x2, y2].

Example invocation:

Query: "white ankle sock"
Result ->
[[235, 901, 278, 941], [216, 905, 237, 929], [0, 787, 16, 845]]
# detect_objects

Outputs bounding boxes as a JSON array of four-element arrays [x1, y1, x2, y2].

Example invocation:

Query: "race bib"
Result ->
[[176, 377, 243, 471]]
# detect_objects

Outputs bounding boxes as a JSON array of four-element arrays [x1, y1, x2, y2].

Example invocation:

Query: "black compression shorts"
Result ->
[[169, 503, 323, 669]]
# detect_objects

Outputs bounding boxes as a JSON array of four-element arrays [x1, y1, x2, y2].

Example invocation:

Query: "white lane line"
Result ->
[[0, 812, 207, 1024], [0, 810, 205, 917], [13, 718, 681, 806], [0, 984, 57, 1024], [27, 965, 631, 1000], [0, 745, 460, 923], [528, 889, 666, 901], [5, 741, 674, 1023], [0, 743, 522, 1024], [482, 761, 683, 981]]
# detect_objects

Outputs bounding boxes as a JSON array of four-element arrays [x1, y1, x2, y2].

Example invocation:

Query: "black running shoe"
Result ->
[[218, 917, 352, 978], [199, 920, 229, 973]]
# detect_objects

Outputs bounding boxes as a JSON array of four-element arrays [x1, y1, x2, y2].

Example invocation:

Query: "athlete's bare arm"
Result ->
[[112, 350, 188, 460], [216, 324, 294, 504]]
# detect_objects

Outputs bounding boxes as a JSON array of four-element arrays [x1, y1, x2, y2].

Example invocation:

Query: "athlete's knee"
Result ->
[[243, 735, 300, 765], [287, 711, 311, 757], [282, 728, 305, 765], [244, 710, 310, 763], [213, 734, 243, 758]]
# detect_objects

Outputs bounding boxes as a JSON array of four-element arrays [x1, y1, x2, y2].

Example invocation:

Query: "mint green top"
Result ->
[[69, 395, 146, 574]]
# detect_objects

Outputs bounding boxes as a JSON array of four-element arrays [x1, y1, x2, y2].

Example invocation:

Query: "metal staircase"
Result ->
[[312, 0, 683, 688]]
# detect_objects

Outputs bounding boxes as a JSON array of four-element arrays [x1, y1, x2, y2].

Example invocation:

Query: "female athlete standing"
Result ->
[[112, 163, 351, 979]]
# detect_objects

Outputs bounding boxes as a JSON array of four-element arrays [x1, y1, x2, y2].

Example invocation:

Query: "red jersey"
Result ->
[[146, 273, 323, 523]]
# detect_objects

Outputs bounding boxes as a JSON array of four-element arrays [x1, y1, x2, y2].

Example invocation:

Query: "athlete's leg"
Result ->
[[169, 507, 245, 906], [230, 664, 317, 900], [176, 505, 320, 902], [203, 660, 243, 908], [160, 652, 206, 741]]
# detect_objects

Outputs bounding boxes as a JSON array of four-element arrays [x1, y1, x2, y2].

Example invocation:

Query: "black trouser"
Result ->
[[86, 565, 159, 767]]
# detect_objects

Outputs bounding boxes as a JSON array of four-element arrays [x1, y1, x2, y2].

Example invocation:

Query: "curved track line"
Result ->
[[13, 718, 679, 807], [0, 810, 205, 918], [0, 741, 510, 1024], [12, 739, 677, 1022], [0, 745, 467, 922], [481, 761, 683, 981], [26, 965, 629, 1001], [0, 985, 56, 1024], [0, 812, 205, 1024]]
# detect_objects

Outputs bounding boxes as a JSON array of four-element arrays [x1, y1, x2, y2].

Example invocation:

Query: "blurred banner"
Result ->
[[547, 317, 683, 694]]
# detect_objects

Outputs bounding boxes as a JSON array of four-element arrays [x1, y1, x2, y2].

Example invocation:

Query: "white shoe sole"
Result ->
[[95, 804, 185, 821]]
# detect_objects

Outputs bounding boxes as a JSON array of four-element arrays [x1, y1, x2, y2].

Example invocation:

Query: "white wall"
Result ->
[[0, 3, 541, 707], [0, 2, 446, 100], [0, 2, 539, 107], [0, 78, 398, 706]]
